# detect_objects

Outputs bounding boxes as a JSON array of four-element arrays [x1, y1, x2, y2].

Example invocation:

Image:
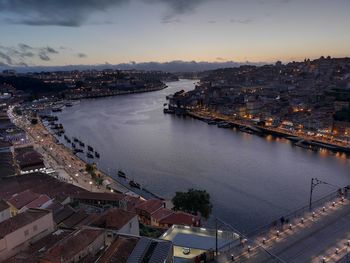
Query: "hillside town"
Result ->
[[1, 58, 350, 262], [168, 57, 350, 150]]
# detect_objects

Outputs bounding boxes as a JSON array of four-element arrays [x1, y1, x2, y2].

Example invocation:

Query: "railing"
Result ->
[[247, 186, 349, 239]]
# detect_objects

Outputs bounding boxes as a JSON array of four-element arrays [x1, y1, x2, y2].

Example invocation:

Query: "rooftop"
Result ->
[[24, 194, 51, 209], [135, 199, 164, 214], [0, 209, 51, 238], [159, 211, 200, 226], [98, 235, 139, 263], [0, 173, 87, 202], [40, 228, 104, 263], [71, 191, 125, 202], [6, 189, 40, 210], [91, 208, 137, 230], [152, 207, 174, 222], [162, 225, 238, 251]]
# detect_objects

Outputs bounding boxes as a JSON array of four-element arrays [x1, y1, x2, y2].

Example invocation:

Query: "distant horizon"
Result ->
[[1, 56, 349, 73]]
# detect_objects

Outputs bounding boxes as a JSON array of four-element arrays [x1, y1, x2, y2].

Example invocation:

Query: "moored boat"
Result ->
[[118, 170, 126, 178], [129, 180, 141, 189]]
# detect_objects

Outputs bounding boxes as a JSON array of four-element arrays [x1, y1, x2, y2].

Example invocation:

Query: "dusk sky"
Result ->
[[0, 0, 350, 67]]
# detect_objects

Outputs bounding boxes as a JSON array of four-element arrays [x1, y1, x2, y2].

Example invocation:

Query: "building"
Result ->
[[14, 147, 45, 174], [158, 211, 201, 228], [90, 208, 139, 240], [134, 199, 201, 228], [6, 189, 40, 216], [39, 228, 105, 263], [0, 200, 10, 223], [70, 192, 127, 210], [5, 190, 52, 216], [134, 199, 165, 225], [0, 209, 54, 261], [98, 234, 173, 263], [161, 225, 239, 262]]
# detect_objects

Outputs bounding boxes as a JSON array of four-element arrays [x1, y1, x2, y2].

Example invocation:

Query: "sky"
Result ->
[[0, 0, 350, 67]]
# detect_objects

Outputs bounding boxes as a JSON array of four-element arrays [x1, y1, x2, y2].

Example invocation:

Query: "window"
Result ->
[[33, 225, 38, 232], [24, 230, 29, 237], [129, 222, 132, 228]]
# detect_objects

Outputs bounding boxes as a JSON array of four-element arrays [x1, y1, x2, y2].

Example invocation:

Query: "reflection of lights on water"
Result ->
[[266, 135, 273, 142]]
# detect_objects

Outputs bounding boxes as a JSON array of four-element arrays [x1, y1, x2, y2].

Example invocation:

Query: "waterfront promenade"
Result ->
[[9, 109, 138, 196]]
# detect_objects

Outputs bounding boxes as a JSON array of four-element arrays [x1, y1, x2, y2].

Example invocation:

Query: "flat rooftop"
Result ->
[[162, 225, 238, 251]]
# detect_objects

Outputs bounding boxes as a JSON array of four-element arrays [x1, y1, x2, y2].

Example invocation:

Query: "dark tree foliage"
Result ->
[[172, 188, 212, 219], [0, 76, 68, 95]]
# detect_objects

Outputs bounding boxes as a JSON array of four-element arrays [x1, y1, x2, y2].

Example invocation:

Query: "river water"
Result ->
[[55, 79, 350, 233]]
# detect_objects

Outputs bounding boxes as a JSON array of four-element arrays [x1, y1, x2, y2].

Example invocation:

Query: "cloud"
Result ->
[[0, 0, 128, 27], [230, 18, 253, 24], [0, 51, 13, 65], [0, 0, 216, 26], [0, 44, 59, 65], [77, 53, 87, 58], [216, 57, 226, 61]]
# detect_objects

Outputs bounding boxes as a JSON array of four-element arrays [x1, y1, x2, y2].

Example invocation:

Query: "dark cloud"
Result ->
[[0, 0, 128, 27], [0, 0, 215, 26], [38, 52, 50, 61], [208, 20, 216, 24], [0, 51, 13, 65], [77, 53, 87, 58], [0, 44, 59, 65]]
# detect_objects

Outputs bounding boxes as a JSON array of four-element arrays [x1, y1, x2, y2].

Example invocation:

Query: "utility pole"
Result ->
[[309, 178, 328, 211], [215, 218, 218, 256]]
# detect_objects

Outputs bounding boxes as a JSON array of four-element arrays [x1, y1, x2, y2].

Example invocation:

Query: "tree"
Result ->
[[172, 188, 212, 219]]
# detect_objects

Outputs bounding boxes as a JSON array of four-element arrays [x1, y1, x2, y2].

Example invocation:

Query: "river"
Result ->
[[55, 79, 350, 233]]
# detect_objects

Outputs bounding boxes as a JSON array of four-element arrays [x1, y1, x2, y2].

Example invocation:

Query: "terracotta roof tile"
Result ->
[[0, 209, 51, 238], [91, 208, 136, 230], [6, 189, 40, 210], [135, 199, 164, 214]]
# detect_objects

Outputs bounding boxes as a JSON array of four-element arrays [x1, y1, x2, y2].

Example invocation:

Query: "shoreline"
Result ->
[[65, 84, 168, 100], [12, 109, 163, 200], [185, 110, 350, 155]]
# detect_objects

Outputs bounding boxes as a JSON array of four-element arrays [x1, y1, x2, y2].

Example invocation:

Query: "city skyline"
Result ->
[[0, 0, 350, 67]]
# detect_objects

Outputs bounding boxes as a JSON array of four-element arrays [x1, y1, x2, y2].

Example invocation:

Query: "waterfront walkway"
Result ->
[[218, 197, 350, 263]]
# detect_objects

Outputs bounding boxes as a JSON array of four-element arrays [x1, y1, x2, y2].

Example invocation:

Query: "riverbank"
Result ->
[[11, 109, 163, 200], [184, 110, 350, 155], [65, 84, 168, 100]]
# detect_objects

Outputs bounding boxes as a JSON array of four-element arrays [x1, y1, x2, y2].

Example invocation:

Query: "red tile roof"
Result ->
[[40, 228, 104, 263], [25, 194, 51, 209], [70, 191, 125, 202], [91, 208, 137, 230], [98, 235, 139, 263], [6, 189, 40, 210], [159, 211, 200, 226], [0, 209, 51, 238], [151, 208, 174, 222], [135, 199, 164, 214]]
